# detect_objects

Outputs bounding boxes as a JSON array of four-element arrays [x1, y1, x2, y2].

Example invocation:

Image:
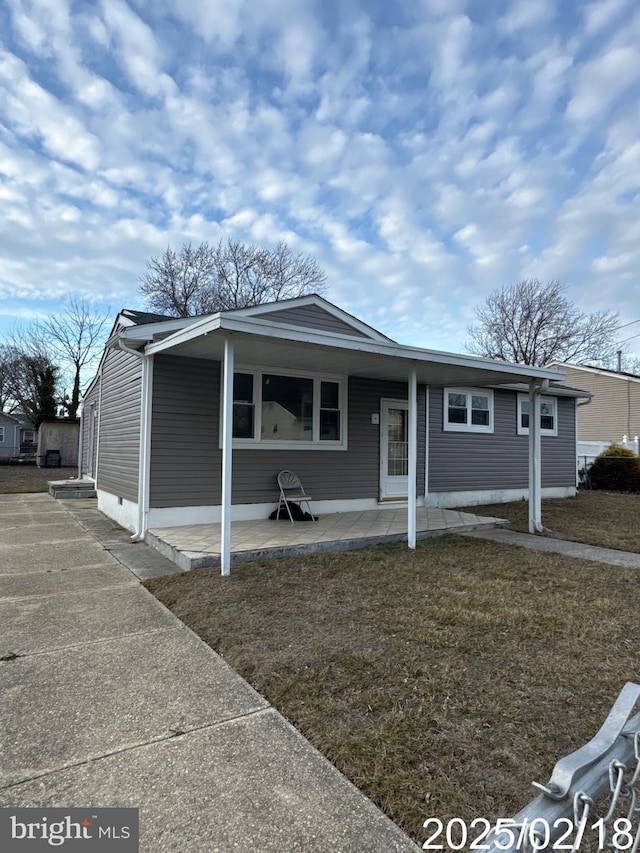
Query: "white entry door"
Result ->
[[380, 399, 409, 499]]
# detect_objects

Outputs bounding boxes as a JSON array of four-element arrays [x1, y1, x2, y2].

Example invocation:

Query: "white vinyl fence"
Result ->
[[577, 435, 639, 485]]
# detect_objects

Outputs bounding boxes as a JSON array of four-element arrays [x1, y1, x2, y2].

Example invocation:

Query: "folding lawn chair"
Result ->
[[277, 470, 314, 523]]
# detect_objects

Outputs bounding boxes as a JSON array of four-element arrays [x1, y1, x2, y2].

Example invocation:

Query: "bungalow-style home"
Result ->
[[547, 362, 640, 444], [80, 295, 587, 573], [0, 412, 36, 459]]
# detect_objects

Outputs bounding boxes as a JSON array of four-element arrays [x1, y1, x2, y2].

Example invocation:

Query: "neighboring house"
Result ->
[[80, 296, 587, 571], [0, 412, 36, 459], [547, 363, 640, 443]]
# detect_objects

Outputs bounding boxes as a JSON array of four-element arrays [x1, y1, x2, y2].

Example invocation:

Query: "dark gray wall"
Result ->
[[149, 355, 426, 508], [96, 347, 142, 502], [428, 388, 576, 491], [256, 304, 370, 337]]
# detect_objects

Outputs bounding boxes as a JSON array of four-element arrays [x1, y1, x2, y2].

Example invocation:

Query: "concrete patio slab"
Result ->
[[148, 507, 507, 572], [0, 539, 117, 574], [0, 562, 138, 600], [1, 627, 268, 788], [0, 584, 177, 655], [1, 709, 420, 852]]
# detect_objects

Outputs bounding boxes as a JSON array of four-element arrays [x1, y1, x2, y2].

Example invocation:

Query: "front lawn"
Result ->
[[146, 534, 640, 845], [0, 463, 78, 494], [462, 491, 640, 553]]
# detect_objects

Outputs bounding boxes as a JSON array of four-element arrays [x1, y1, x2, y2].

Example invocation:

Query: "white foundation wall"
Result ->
[[97, 490, 139, 533], [426, 486, 575, 508], [141, 487, 574, 529]]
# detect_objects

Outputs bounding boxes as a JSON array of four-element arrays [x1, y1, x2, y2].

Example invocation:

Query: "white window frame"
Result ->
[[443, 387, 494, 433], [517, 394, 558, 437], [0, 426, 4, 443], [221, 364, 348, 451]]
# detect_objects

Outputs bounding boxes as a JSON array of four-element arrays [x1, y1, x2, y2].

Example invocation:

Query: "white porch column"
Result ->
[[220, 336, 234, 576], [528, 379, 545, 534], [408, 366, 418, 549]]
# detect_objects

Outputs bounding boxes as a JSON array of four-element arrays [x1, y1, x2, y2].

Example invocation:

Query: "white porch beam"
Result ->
[[408, 366, 417, 549], [528, 379, 547, 533], [221, 336, 234, 575]]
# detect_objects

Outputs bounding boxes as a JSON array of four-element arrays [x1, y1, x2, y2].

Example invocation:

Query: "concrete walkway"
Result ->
[[464, 527, 640, 568], [0, 493, 420, 852]]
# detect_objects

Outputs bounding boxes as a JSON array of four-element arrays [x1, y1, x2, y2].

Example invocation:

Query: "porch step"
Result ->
[[48, 479, 97, 500]]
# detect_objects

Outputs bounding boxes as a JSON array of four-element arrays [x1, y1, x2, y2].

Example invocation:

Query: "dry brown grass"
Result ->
[[0, 464, 78, 494], [463, 491, 640, 552], [146, 534, 640, 845]]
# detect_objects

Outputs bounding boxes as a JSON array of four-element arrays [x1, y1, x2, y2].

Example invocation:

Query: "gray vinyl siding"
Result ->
[[428, 388, 576, 492], [557, 366, 640, 442], [149, 355, 426, 508], [256, 304, 371, 338], [96, 347, 142, 501], [81, 381, 100, 476]]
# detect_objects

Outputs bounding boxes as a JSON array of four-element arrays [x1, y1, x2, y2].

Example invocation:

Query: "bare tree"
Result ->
[[0, 344, 19, 412], [466, 279, 619, 366], [139, 243, 217, 317], [139, 239, 327, 317], [33, 298, 109, 418]]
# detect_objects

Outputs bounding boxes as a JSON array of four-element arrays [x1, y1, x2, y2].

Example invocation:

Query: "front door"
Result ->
[[380, 399, 409, 499]]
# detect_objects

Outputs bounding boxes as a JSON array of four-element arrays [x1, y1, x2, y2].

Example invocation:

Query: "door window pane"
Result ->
[[387, 409, 408, 476]]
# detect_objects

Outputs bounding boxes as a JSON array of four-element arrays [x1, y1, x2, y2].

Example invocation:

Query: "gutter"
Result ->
[[117, 339, 152, 543]]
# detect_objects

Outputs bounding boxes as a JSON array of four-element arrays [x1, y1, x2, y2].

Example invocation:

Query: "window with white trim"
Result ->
[[517, 395, 557, 436], [228, 366, 347, 449], [0, 426, 4, 443], [443, 388, 494, 433]]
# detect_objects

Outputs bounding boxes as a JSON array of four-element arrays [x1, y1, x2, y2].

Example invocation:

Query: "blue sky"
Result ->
[[1, 0, 639, 360]]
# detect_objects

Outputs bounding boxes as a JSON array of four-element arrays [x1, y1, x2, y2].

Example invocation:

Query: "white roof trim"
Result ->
[[144, 312, 564, 382]]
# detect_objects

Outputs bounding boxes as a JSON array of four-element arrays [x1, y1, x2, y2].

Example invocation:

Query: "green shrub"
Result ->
[[588, 444, 640, 493]]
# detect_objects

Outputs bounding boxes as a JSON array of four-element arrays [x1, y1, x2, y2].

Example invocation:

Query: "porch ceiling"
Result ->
[[145, 325, 564, 388]]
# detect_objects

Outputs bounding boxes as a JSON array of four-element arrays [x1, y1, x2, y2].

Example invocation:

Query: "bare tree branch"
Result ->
[[466, 279, 619, 366], [139, 238, 327, 317], [33, 297, 109, 418]]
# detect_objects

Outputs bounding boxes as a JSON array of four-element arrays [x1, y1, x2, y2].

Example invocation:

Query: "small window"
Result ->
[[518, 395, 557, 436], [233, 373, 255, 439], [444, 388, 494, 433], [0, 426, 4, 443], [319, 381, 341, 441]]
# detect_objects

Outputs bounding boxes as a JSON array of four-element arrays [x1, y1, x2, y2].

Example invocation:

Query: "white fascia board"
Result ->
[[142, 312, 564, 382], [228, 295, 393, 343], [118, 315, 208, 343], [487, 381, 591, 399], [217, 316, 565, 381], [144, 314, 223, 354]]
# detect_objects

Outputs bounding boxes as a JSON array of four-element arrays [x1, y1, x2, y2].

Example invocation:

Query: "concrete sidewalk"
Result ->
[[464, 527, 640, 568], [0, 493, 420, 852]]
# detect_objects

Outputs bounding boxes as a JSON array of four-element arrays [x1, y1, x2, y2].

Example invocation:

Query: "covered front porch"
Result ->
[[145, 505, 507, 571]]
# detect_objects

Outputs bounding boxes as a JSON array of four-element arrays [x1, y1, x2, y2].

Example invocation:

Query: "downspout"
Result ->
[[77, 411, 83, 480], [576, 393, 593, 488], [117, 339, 152, 543]]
